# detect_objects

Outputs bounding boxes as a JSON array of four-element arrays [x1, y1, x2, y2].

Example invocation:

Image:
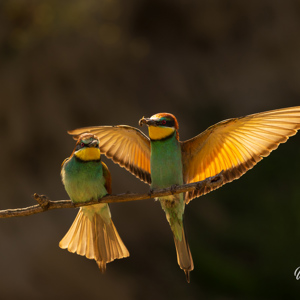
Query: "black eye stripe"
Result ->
[[159, 119, 174, 127]]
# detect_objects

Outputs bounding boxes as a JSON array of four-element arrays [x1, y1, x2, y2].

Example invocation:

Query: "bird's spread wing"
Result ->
[[69, 125, 151, 184], [181, 106, 300, 204]]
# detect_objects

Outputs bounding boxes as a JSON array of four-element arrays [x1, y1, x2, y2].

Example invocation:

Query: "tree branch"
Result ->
[[0, 171, 224, 219]]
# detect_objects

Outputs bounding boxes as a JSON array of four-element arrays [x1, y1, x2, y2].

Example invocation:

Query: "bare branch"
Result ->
[[0, 171, 223, 219]]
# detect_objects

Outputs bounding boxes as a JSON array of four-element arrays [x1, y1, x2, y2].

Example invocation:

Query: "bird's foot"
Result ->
[[170, 184, 179, 195], [148, 188, 154, 197]]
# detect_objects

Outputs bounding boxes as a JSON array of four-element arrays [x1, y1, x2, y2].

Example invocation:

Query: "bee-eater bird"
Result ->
[[68, 106, 300, 282], [59, 133, 129, 271]]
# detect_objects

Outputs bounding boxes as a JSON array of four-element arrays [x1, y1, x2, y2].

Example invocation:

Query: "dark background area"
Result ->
[[1, 0, 300, 299]]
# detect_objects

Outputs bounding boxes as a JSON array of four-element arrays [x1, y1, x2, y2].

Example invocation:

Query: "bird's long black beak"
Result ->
[[139, 117, 156, 127]]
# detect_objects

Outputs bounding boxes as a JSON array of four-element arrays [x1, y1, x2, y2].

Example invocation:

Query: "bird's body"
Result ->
[[150, 133, 183, 191], [59, 134, 129, 271], [68, 106, 300, 281], [62, 153, 107, 203], [149, 127, 193, 280]]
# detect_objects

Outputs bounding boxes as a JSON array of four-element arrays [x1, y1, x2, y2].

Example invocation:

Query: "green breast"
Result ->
[[150, 134, 183, 189], [150, 133, 185, 239], [61, 157, 107, 203]]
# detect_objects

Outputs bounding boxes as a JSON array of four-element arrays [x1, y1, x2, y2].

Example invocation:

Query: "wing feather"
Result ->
[[182, 106, 300, 203], [69, 125, 151, 184]]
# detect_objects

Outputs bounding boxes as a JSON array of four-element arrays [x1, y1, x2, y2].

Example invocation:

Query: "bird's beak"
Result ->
[[139, 117, 156, 127], [89, 140, 99, 147]]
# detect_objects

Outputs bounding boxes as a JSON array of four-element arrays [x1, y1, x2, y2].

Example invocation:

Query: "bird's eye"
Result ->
[[161, 120, 167, 125], [81, 143, 85, 147]]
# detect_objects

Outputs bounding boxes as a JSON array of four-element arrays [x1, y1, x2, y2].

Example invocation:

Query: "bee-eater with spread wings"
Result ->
[[60, 133, 129, 271], [68, 106, 300, 282]]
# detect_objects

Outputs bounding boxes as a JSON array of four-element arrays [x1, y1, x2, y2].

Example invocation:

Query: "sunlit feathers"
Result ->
[[67, 106, 300, 281], [181, 106, 300, 202], [68, 125, 151, 184], [60, 133, 129, 271], [68, 106, 300, 204]]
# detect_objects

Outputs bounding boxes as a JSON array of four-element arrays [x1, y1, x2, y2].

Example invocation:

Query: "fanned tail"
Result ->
[[173, 226, 194, 283], [59, 204, 129, 271]]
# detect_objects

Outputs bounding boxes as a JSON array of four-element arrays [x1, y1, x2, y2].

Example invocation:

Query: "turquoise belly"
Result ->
[[150, 136, 183, 189], [62, 157, 107, 203], [150, 135, 185, 240]]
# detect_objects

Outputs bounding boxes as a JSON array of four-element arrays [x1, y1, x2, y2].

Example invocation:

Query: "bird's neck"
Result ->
[[74, 148, 101, 161], [148, 126, 176, 140]]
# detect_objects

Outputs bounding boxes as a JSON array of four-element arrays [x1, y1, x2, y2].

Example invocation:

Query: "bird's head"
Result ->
[[72, 133, 101, 161], [139, 113, 179, 140]]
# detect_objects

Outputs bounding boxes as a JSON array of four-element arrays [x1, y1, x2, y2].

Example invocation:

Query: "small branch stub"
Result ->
[[34, 194, 50, 210]]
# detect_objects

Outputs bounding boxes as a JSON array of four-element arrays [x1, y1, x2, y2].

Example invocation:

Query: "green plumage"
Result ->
[[59, 136, 129, 271], [149, 128, 193, 282], [150, 132, 184, 241], [62, 156, 107, 203], [61, 156, 111, 221]]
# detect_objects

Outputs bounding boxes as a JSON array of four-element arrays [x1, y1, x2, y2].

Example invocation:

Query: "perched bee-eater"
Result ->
[[59, 133, 129, 271], [68, 106, 300, 282]]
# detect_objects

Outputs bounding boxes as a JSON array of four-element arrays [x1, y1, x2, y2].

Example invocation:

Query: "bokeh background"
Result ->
[[1, 0, 300, 299]]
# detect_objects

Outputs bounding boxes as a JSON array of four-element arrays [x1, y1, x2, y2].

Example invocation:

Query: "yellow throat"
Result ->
[[148, 126, 175, 140], [75, 148, 101, 161]]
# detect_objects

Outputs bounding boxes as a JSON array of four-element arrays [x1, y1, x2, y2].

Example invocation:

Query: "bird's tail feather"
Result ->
[[173, 226, 194, 283], [59, 205, 129, 272]]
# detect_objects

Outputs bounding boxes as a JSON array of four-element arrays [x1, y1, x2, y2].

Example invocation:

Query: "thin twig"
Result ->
[[0, 171, 223, 218]]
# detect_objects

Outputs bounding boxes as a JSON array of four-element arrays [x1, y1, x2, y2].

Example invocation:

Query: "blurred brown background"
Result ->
[[1, 0, 300, 299]]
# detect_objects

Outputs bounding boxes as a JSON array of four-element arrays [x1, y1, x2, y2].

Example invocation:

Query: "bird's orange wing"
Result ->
[[101, 161, 112, 194], [181, 106, 300, 204], [69, 125, 151, 184]]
